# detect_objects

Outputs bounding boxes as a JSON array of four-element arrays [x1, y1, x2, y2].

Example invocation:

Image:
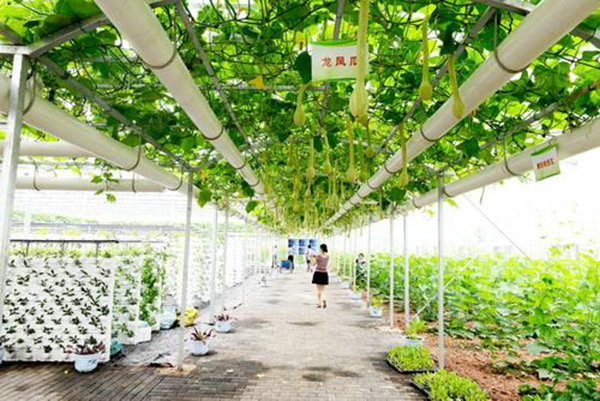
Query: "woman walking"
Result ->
[[311, 244, 329, 308]]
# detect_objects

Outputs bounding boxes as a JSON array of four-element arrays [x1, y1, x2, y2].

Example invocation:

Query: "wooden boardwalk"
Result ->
[[0, 271, 424, 400]]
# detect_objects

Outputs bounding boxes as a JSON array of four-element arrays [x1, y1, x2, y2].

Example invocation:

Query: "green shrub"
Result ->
[[413, 370, 488, 401], [387, 346, 434, 371]]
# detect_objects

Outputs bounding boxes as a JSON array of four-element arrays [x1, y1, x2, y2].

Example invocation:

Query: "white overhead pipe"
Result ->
[[0, 74, 194, 197], [325, 0, 598, 226], [94, 0, 265, 195], [16, 175, 165, 192], [0, 140, 92, 158], [404, 116, 600, 212]]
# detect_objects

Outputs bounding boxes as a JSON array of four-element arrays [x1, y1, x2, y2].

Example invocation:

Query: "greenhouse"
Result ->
[[0, 0, 598, 400]]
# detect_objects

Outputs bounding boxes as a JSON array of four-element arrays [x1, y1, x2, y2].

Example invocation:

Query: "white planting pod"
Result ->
[[0, 75, 196, 198], [94, 0, 265, 195], [326, 0, 598, 226], [16, 175, 165, 192]]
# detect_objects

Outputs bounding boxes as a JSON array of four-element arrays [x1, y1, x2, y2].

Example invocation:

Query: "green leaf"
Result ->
[[293, 51, 312, 84], [459, 138, 479, 158], [197, 189, 212, 207], [245, 200, 258, 213], [388, 187, 406, 202], [240, 181, 255, 198]]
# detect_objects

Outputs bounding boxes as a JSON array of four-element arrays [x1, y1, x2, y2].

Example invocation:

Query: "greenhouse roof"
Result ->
[[0, 0, 599, 234]]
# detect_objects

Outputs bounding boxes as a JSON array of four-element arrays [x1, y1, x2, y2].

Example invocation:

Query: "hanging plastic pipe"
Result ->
[[325, 0, 598, 226], [0, 74, 195, 197], [405, 116, 600, 212], [16, 175, 165, 192], [0, 141, 91, 158], [94, 0, 265, 195]]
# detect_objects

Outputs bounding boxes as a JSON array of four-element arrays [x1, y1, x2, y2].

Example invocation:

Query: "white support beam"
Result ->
[[406, 116, 600, 212], [94, 0, 265, 195], [0, 74, 195, 198], [16, 175, 165, 192], [0, 54, 28, 334], [437, 174, 445, 370], [220, 203, 229, 312], [325, 0, 598, 227], [0, 141, 92, 158]]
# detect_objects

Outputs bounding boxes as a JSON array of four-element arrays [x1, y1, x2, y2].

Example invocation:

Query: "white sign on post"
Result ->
[[531, 144, 560, 181], [311, 39, 368, 82]]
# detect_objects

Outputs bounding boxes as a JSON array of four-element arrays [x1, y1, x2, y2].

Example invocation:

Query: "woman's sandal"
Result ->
[[323, 300, 327, 309]]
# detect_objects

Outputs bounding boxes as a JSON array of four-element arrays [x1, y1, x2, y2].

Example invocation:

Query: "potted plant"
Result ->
[[351, 289, 362, 300], [67, 337, 106, 373], [387, 346, 434, 373], [190, 328, 213, 356], [369, 296, 384, 317], [401, 318, 425, 347], [214, 313, 233, 333]]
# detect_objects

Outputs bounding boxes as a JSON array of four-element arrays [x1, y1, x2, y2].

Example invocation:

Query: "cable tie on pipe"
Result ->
[[366, 180, 378, 191], [234, 158, 247, 171], [167, 173, 184, 192], [131, 174, 137, 193], [502, 138, 520, 177], [419, 126, 436, 143], [139, 45, 178, 70], [442, 186, 453, 198], [205, 126, 225, 142], [123, 142, 143, 172], [383, 160, 400, 175], [32, 164, 40, 192], [493, 48, 529, 75], [411, 198, 422, 209]]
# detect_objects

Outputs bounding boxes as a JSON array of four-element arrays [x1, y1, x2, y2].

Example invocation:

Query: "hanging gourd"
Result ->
[[356, 129, 368, 182], [418, 13, 432, 101], [349, 0, 370, 126], [398, 123, 409, 187], [323, 130, 333, 174], [365, 123, 375, 158], [448, 54, 465, 120], [345, 117, 357, 183], [293, 84, 308, 126], [307, 138, 317, 181]]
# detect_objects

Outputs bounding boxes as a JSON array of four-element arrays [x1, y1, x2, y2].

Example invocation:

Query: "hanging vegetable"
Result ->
[[293, 84, 308, 126], [307, 138, 317, 181], [418, 13, 432, 101], [345, 118, 357, 183], [448, 54, 464, 120], [323, 130, 332, 174], [349, 0, 370, 126], [365, 123, 375, 158], [398, 123, 409, 187]]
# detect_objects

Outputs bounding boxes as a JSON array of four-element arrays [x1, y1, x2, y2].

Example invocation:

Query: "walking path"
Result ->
[[0, 270, 424, 400]]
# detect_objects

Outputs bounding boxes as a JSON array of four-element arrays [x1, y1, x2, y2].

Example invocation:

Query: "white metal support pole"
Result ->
[[0, 54, 28, 333], [437, 174, 445, 369], [389, 216, 395, 328], [403, 213, 410, 328], [351, 230, 356, 291], [209, 206, 219, 318], [367, 217, 372, 305], [176, 172, 194, 370], [242, 235, 247, 304], [342, 231, 347, 282], [220, 202, 229, 312]]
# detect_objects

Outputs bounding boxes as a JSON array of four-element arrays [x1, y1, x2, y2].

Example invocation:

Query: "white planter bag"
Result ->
[[401, 336, 424, 347], [351, 292, 362, 300], [73, 353, 100, 373], [0, 348, 5, 364], [215, 320, 231, 333], [190, 341, 209, 356]]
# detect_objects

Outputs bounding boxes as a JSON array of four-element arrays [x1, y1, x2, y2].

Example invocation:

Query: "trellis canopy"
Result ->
[[0, 0, 598, 233]]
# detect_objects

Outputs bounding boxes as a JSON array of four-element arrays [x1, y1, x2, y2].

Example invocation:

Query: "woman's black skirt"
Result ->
[[312, 271, 329, 285]]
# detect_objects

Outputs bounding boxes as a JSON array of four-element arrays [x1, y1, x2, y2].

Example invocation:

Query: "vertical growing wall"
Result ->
[[1, 255, 116, 362]]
